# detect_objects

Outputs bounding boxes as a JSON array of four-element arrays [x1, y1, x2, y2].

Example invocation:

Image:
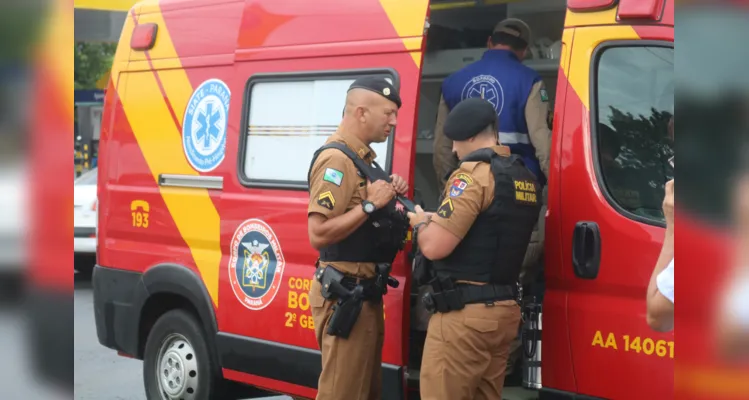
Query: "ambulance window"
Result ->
[[239, 72, 397, 189], [593, 44, 674, 225]]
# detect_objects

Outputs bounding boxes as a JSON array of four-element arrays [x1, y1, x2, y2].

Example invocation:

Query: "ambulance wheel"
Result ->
[[143, 309, 221, 400]]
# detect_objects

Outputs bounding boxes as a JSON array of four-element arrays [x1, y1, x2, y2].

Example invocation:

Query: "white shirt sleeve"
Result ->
[[725, 269, 749, 328], [656, 259, 674, 304]]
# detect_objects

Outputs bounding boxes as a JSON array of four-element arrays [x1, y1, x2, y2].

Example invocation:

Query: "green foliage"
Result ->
[[0, 0, 50, 66], [75, 42, 117, 90]]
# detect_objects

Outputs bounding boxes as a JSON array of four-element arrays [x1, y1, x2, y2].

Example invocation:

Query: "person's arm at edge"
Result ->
[[646, 226, 674, 332]]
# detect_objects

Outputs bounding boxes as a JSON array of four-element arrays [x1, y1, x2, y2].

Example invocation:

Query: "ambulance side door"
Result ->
[[560, 26, 674, 398]]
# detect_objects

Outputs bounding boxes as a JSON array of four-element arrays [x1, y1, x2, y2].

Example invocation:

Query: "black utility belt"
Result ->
[[422, 282, 518, 314], [315, 265, 375, 293]]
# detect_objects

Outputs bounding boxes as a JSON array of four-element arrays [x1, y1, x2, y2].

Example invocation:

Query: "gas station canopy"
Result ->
[[75, 0, 142, 43]]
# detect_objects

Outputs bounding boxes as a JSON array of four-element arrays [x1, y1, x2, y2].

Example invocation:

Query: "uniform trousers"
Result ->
[[308, 278, 385, 400], [420, 300, 521, 400]]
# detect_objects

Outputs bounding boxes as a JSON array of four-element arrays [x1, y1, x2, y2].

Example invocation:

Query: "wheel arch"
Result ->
[[135, 263, 219, 359]]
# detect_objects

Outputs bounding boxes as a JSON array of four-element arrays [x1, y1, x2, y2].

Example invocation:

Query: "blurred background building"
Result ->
[[74, 0, 139, 177]]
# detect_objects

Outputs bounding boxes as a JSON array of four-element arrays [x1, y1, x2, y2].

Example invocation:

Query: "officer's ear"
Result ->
[[356, 106, 368, 123]]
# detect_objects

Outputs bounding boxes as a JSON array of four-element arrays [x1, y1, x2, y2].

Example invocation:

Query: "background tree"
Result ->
[[75, 42, 117, 89]]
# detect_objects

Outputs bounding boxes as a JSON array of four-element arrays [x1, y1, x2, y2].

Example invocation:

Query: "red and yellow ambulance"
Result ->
[[93, 0, 676, 399]]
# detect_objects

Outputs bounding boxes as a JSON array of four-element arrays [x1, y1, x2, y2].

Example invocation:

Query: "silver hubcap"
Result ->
[[156, 333, 199, 400]]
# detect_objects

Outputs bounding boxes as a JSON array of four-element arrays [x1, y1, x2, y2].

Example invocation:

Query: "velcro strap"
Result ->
[[458, 284, 516, 304]]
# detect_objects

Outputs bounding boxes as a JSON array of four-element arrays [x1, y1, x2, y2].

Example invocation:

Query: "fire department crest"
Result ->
[[228, 219, 286, 311]]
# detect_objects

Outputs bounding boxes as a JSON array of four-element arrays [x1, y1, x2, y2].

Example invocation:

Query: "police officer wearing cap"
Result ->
[[409, 98, 541, 400], [307, 76, 410, 400]]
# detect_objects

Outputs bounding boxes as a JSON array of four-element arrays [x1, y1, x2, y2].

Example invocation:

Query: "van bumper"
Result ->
[[92, 264, 146, 358]]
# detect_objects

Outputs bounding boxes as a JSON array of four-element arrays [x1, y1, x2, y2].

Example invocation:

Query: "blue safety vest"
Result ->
[[442, 49, 545, 185]]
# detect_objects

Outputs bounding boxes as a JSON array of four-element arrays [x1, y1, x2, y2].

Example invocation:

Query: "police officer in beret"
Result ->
[[408, 97, 541, 400], [307, 76, 410, 400]]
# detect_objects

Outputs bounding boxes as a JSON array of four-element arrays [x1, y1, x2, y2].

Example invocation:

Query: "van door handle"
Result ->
[[572, 221, 601, 279]]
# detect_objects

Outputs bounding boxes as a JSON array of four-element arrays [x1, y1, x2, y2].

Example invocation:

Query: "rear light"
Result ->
[[617, 0, 665, 20], [131, 23, 158, 51], [91, 200, 97, 212], [567, 0, 617, 12]]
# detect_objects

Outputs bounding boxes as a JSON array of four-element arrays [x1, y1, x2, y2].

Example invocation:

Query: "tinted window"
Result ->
[[594, 45, 674, 223]]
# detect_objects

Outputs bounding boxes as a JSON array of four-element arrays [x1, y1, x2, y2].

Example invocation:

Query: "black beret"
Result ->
[[348, 76, 402, 109], [444, 97, 497, 141]]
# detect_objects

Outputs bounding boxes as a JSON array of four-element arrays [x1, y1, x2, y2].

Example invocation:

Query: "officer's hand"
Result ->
[[367, 179, 396, 209], [663, 179, 674, 230], [407, 205, 433, 228], [390, 174, 409, 196]]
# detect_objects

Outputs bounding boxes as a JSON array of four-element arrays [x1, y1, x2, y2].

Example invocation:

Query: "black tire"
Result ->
[[143, 309, 222, 400]]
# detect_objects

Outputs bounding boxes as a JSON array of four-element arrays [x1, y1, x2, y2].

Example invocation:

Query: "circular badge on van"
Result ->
[[228, 219, 286, 311], [461, 74, 505, 116], [182, 78, 230, 172]]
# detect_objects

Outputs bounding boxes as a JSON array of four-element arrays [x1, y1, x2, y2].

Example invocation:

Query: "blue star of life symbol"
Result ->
[[462, 75, 505, 116], [195, 101, 222, 151], [182, 78, 230, 172]]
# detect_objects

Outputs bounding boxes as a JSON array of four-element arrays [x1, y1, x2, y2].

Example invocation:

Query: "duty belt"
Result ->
[[314, 263, 399, 339], [456, 283, 517, 304], [422, 279, 518, 314], [314, 264, 383, 302]]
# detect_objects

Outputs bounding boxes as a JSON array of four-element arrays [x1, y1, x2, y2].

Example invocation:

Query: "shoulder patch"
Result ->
[[323, 168, 344, 186], [449, 174, 472, 197], [437, 198, 454, 219], [540, 88, 549, 102], [317, 191, 336, 210], [514, 180, 538, 205]]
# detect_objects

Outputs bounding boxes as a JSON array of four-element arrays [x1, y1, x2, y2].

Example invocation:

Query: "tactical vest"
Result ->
[[307, 142, 409, 264], [432, 148, 542, 285], [441, 49, 546, 186]]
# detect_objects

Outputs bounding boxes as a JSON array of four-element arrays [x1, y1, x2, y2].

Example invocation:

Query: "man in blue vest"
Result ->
[[433, 18, 551, 190]]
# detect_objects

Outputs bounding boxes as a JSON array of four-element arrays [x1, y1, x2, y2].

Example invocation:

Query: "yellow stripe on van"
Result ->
[[565, 25, 640, 111], [115, 4, 222, 308], [110, 12, 135, 89], [378, 0, 430, 68], [564, 6, 619, 28], [75, 0, 141, 12]]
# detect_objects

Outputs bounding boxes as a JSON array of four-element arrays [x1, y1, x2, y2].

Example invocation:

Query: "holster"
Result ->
[[315, 264, 386, 339], [422, 276, 464, 314], [327, 286, 365, 339], [317, 265, 348, 300]]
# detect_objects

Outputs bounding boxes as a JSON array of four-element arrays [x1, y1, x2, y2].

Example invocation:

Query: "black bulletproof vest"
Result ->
[[307, 142, 409, 264], [432, 148, 542, 285]]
